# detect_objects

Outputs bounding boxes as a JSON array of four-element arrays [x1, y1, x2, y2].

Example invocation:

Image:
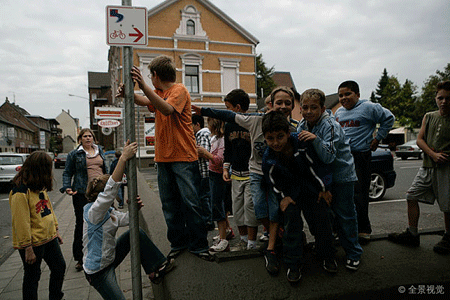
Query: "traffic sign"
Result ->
[[106, 6, 148, 46]]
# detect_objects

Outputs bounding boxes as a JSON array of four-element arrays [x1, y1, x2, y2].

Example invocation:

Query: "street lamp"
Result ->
[[68, 94, 89, 100]]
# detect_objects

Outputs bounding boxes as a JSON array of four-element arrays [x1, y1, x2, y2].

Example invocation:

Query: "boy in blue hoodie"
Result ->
[[335, 81, 394, 243], [262, 110, 336, 283], [298, 88, 363, 270]]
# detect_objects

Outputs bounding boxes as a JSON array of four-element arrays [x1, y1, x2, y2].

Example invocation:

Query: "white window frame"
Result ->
[[219, 58, 241, 94], [180, 53, 204, 96]]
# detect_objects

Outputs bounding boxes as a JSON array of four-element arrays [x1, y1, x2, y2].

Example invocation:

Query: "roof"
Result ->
[[325, 93, 340, 109], [272, 72, 296, 90], [88, 72, 110, 89], [148, 0, 259, 45]]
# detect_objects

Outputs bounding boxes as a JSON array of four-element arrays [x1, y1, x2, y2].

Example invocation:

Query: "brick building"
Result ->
[[108, 0, 259, 166]]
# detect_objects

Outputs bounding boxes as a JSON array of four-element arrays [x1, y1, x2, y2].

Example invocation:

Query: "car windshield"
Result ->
[[0, 156, 23, 165]]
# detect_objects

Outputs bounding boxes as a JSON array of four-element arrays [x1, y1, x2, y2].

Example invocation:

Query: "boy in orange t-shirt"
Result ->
[[117, 55, 212, 261]]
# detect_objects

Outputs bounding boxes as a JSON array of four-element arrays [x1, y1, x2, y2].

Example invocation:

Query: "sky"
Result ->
[[1, 0, 449, 126]]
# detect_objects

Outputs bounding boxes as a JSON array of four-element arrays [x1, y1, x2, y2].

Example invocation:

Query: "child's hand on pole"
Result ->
[[121, 140, 138, 161]]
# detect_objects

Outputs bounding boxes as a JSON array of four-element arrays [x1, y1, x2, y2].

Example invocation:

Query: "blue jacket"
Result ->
[[299, 112, 358, 184], [262, 134, 332, 202], [60, 145, 106, 194], [335, 99, 395, 152]]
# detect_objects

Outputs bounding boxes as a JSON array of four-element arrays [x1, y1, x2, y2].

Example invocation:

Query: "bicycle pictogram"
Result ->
[[110, 30, 126, 39]]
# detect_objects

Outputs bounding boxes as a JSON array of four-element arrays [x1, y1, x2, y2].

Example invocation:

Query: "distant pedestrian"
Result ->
[[10, 151, 66, 300], [388, 80, 450, 254], [109, 150, 125, 209], [116, 55, 212, 261], [83, 141, 174, 299], [60, 128, 106, 271], [192, 114, 214, 231], [335, 80, 394, 244]]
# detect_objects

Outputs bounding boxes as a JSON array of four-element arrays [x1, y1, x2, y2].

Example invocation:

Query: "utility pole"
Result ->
[[122, 0, 142, 299]]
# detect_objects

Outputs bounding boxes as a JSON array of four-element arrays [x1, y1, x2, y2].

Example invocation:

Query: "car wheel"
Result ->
[[369, 172, 386, 201]]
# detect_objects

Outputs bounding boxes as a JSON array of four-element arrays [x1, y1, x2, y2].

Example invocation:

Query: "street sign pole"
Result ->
[[121, 1, 142, 299]]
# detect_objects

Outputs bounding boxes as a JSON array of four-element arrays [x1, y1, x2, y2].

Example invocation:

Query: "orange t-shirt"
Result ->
[[147, 84, 198, 162]]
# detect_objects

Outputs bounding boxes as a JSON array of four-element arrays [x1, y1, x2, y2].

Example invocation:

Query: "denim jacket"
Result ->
[[299, 111, 357, 184], [60, 145, 106, 194]]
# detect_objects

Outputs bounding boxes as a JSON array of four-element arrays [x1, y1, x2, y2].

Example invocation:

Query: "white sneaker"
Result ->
[[259, 233, 269, 241], [209, 239, 230, 252], [247, 243, 258, 250], [212, 228, 233, 241]]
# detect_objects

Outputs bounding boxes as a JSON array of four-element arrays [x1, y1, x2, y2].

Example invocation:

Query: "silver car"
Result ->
[[0, 153, 29, 188], [395, 140, 423, 160]]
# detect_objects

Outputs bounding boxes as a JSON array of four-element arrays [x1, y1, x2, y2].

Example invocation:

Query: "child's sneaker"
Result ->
[[212, 228, 235, 241], [323, 259, 338, 273], [226, 228, 235, 240], [286, 267, 301, 283], [433, 234, 450, 255], [209, 239, 230, 252], [149, 258, 175, 284], [388, 228, 420, 247], [264, 250, 279, 276], [345, 259, 360, 271], [259, 232, 269, 242]]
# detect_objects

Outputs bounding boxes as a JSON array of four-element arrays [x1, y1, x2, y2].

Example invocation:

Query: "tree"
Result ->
[[416, 63, 450, 118], [256, 53, 276, 99], [374, 68, 390, 104]]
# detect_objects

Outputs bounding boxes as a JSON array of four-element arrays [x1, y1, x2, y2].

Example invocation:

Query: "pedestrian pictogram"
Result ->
[[106, 6, 147, 46]]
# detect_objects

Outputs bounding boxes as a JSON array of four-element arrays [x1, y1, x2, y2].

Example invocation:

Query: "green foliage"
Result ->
[[371, 64, 450, 128], [256, 53, 277, 99], [49, 136, 63, 154], [417, 63, 450, 116], [374, 68, 389, 104]]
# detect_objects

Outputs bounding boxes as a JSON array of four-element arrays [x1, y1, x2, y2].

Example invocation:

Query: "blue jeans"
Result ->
[[250, 172, 280, 222], [199, 176, 212, 225], [117, 185, 124, 206], [209, 171, 227, 221], [331, 182, 363, 260], [85, 229, 166, 300], [283, 194, 336, 267], [352, 151, 372, 234], [157, 161, 209, 253], [19, 238, 66, 300]]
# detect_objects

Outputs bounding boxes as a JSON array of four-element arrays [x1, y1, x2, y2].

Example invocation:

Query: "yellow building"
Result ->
[[108, 0, 259, 166]]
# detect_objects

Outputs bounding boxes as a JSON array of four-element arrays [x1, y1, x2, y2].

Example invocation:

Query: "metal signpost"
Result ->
[[106, 2, 147, 299]]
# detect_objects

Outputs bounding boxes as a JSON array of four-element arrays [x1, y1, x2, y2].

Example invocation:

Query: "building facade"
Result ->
[[108, 0, 259, 166]]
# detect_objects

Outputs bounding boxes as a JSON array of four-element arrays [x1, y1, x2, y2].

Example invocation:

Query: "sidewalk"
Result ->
[[0, 182, 155, 299]]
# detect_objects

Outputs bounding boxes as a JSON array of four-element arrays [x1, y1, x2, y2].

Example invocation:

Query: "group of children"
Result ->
[[9, 53, 450, 298]]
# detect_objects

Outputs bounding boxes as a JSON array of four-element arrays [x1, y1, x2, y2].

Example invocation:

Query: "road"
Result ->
[[0, 168, 65, 265]]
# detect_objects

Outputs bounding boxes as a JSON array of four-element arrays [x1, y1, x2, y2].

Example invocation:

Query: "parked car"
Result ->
[[54, 153, 68, 169], [0, 153, 29, 191], [395, 140, 423, 160], [369, 147, 397, 201]]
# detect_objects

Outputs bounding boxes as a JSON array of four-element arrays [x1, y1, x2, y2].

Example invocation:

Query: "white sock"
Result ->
[[247, 239, 257, 248], [241, 235, 248, 243]]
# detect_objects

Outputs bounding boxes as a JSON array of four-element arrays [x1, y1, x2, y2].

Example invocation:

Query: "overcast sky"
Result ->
[[1, 0, 449, 126]]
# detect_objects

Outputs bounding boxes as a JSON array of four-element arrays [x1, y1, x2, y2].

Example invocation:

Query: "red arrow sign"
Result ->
[[129, 28, 143, 43]]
